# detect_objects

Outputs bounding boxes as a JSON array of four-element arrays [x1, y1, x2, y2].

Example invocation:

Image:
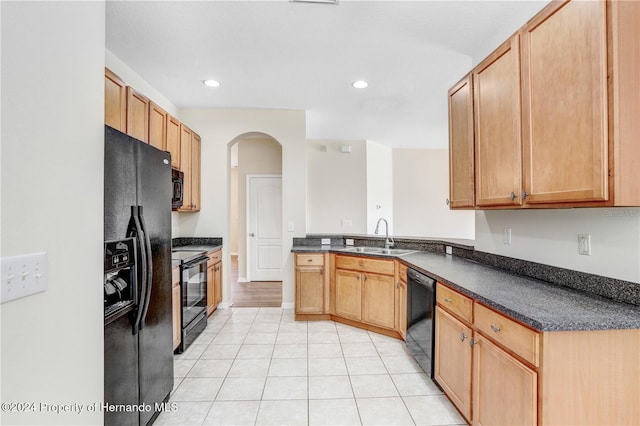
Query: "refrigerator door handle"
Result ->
[[138, 206, 154, 329], [128, 205, 147, 335]]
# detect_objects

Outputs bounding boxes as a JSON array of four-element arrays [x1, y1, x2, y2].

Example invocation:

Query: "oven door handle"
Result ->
[[138, 206, 154, 330], [127, 206, 147, 335]]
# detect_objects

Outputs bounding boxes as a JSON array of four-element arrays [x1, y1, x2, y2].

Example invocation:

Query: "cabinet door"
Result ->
[[148, 102, 167, 151], [126, 87, 149, 143], [296, 266, 324, 314], [172, 283, 181, 351], [214, 261, 222, 305], [362, 273, 395, 330], [335, 269, 362, 321], [521, 0, 608, 204], [448, 74, 475, 209], [474, 36, 522, 207], [104, 68, 127, 132], [396, 280, 407, 339], [179, 124, 192, 210], [190, 133, 201, 211], [166, 115, 181, 169], [434, 306, 472, 421], [207, 265, 216, 316], [473, 334, 537, 426]]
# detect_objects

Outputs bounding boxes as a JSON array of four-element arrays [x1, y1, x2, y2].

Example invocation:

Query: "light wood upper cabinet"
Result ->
[[448, 74, 475, 209], [178, 126, 202, 212], [126, 87, 150, 143], [104, 68, 127, 132], [166, 115, 181, 169], [521, 0, 608, 204], [474, 35, 522, 207], [179, 124, 193, 211], [191, 133, 201, 211], [148, 102, 167, 151]]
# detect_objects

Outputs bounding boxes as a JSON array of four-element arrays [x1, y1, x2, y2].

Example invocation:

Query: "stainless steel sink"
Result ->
[[341, 247, 416, 256]]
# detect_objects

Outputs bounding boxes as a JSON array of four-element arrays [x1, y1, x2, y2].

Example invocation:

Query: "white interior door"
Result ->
[[247, 175, 282, 281]]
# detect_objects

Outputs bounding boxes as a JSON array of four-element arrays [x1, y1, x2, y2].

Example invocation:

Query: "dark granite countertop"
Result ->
[[291, 246, 640, 332], [173, 244, 222, 254]]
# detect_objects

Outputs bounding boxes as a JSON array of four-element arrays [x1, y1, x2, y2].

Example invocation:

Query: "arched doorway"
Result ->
[[228, 132, 283, 307]]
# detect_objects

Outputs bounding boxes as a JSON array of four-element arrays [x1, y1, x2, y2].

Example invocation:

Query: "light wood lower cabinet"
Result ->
[[362, 273, 395, 329], [334, 269, 362, 321], [436, 281, 640, 425], [296, 267, 325, 314], [472, 333, 537, 426], [435, 306, 473, 421], [172, 267, 181, 351], [207, 249, 222, 316]]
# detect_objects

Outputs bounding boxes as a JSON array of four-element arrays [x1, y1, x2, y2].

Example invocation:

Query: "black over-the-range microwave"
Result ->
[[172, 168, 184, 210]]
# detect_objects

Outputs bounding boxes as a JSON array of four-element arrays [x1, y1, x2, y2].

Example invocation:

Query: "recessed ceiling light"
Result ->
[[352, 80, 368, 89], [203, 79, 220, 88]]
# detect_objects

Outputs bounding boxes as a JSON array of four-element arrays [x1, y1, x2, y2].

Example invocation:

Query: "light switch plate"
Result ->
[[287, 222, 295, 232], [1, 252, 48, 304], [342, 219, 352, 227], [321, 238, 331, 245], [445, 246, 453, 255]]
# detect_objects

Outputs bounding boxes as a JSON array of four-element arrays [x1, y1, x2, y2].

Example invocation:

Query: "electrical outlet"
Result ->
[[578, 234, 591, 255], [321, 238, 331, 245], [445, 246, 453, 255], [345, 239, 354, 246], [1, 252, 48, 303], [503, 228, 512, 245]]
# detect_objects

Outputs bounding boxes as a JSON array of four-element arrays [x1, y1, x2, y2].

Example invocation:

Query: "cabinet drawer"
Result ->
[[437, 283, 473, 324], [335, 255, 394, 276], [398, 262, 408, 283], [474, 302, 539, 367], [208, 249, 222, 268], [172, 267, 180, 287], [296, 253, 324, 266]]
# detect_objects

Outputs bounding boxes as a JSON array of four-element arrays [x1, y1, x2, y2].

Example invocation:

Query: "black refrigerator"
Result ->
[[104, 125, 174, 425]]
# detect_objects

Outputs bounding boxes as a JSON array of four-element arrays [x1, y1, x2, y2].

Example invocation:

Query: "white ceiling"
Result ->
[[106, 0, 548, 149]]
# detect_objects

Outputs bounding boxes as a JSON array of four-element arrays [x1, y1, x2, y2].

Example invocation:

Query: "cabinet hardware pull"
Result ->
[[510, 191, 517, 201], [470, 338, 480, 347], [320, 270, 323, 276], [522, 191, 528, 200], [460, 333, 467, 342], [490, 324, 501, 333], [444, 297, 452, 303], [358, 261, 364, 267], [307, 259, 313, 262], [396, 282, 400, 288], [356, 276, 360, 280]]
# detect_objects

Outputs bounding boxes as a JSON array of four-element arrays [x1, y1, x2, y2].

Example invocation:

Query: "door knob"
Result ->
[[249, 233, 255, 237]]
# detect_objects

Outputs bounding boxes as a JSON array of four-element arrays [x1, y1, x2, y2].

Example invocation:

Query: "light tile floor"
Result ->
[[155, 307, 466, 426]]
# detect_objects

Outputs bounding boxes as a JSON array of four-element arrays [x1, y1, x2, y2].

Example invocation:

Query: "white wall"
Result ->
[[307, 139, 368, 234], [1, 2, 104, 425], [476, 209, 640, 283], [233, 137, 282, 280], [393, 149, 475, 239], [366, 141, 394, 235], [178, 109, 307, 307]]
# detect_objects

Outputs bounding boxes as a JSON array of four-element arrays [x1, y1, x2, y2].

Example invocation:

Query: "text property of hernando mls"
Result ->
[[0, 401, 178, 415]]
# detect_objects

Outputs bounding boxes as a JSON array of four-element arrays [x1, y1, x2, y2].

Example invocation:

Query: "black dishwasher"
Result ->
[[406, 268, 436, 378]]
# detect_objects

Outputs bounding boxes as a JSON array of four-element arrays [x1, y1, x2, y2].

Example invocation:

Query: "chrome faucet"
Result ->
[[374, 218, 394, 249]]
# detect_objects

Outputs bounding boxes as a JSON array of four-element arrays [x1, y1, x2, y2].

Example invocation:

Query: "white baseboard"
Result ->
[[281, 302, 294, 309], [218, 301, 231, 309], [230, 252, 238, 256], [237, 277, 249, 283]]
